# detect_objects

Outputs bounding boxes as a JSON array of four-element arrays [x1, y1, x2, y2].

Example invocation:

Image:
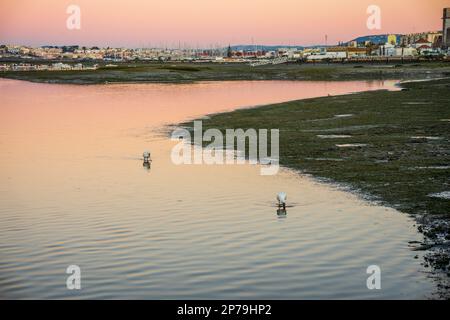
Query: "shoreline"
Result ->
[[181, 78, 450, 298], [1, 61, 450, 84]]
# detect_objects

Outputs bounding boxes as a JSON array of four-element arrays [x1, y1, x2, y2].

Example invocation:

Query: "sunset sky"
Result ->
[[0, 0, 448, 47]]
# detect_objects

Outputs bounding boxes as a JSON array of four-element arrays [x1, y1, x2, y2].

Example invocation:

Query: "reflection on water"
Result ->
[[142, 162, 151, 171], [276, 208, 287, 218], [0, 79, 435, 299]]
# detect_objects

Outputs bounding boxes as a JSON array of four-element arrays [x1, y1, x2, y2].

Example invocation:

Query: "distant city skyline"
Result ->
[[0, 0, 448, 48]]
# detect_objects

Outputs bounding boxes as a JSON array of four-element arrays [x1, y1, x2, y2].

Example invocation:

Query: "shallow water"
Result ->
[[0, 79, 435, 299]]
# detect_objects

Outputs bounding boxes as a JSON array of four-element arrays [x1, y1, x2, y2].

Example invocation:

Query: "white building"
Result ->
[[307, 51, 347, 61], [394, 47, 417, 57], [376, 43, 396, 56]]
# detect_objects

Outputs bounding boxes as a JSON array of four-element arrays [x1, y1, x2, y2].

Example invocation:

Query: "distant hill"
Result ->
[[229, 35, 404, 51], [346, 34, 403, 45]]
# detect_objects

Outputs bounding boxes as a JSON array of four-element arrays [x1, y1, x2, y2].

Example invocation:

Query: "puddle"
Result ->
[[317, 135, 352, 139], [336, 144, 368, 148], [402, 102, 432, 105], [413, 166, 450, 170], [305, 114, 354, 123], [305, 157, 345, 162], [410, 136, 443, 141], [302, 124, 383, 132], [428, 191, 450, 200], [334, 114, 354, 118]]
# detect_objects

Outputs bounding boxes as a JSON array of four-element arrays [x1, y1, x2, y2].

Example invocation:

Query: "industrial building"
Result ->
[[443, 8, 450, 48]]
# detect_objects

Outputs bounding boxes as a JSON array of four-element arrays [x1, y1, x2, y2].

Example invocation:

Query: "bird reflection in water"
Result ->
[[143, 161, 151, 171], [277, 208, 287, 219], [142, 151, 152, 171]]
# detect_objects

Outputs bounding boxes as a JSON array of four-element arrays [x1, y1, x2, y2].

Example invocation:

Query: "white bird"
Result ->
[[277, 192, 287, 209], [143, 151, 151, 163]]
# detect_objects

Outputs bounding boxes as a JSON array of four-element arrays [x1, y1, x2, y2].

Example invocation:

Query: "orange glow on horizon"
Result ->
[[0, 0, 448, 47]]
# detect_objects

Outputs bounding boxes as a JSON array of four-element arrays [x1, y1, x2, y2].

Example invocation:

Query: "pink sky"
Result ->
[[0, 0, 448, 47]]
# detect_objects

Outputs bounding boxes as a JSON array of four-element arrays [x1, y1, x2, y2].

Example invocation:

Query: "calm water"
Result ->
[[0, 79, 435, 299]]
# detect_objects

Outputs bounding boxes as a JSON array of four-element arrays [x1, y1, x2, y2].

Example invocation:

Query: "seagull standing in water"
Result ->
[[277, 192, 287, 210], [143, 151, 151, 163]]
